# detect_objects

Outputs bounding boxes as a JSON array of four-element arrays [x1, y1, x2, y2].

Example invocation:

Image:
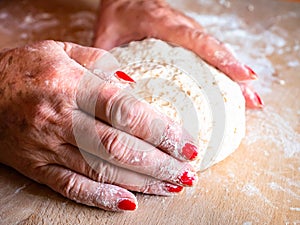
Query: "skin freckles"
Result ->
[[0, 40, 197, 211], [0, 41, 79, 169], [0, 0, 262, 211]]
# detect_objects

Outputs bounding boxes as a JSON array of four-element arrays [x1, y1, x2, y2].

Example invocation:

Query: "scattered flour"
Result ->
[[241, 183, 275, 208], [14, 184, 27, 194], [242, 222, 253, 225]]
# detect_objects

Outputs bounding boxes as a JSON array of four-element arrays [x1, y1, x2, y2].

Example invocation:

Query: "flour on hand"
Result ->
[[110, 39, 245, 171]]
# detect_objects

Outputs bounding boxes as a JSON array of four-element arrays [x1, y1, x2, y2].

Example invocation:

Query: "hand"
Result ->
[[94, 0, 263, 109], [0, 41, 199, 211]]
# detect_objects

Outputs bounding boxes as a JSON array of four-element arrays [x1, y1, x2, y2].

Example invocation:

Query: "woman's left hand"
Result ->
[[93, 0, 263, 109]]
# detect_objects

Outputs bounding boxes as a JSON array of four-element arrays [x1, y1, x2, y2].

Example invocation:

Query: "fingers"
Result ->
[[75, 72, 199, 161], [150, 18, 264, 109], [55, 144, 185, 196], [35, 164, 137, 211], [156, 25, 256, 82], [65, 109, 197, 187], [105, 90, 199, 161], [239, 82, 264, 109]]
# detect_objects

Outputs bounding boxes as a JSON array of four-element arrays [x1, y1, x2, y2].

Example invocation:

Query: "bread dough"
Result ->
[[110, 39, 245, 171]]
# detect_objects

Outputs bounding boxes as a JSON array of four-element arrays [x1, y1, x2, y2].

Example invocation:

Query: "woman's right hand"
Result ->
[[94, 0, 263, 109], [0, 41, 198, 211]]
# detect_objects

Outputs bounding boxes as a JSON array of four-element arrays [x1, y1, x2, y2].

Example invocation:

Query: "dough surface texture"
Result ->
[[110, 39, 245, 171]]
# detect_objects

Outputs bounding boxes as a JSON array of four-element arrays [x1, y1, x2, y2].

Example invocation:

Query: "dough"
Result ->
[[110, 39, 245, 171]]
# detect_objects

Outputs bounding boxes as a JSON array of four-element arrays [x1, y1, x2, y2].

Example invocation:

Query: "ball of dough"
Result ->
[[110, 39, 245, 171]]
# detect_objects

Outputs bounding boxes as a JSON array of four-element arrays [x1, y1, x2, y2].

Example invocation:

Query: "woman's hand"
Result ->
[[0, 41, 199, 211], [94, 0, 263, 109]]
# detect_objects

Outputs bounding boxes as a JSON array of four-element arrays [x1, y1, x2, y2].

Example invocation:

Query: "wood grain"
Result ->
[[0, 0, 299, 224]]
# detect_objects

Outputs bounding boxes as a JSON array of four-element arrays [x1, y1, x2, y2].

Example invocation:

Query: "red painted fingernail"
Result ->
[[165, 184, 184, 193], [117, 199, 137, 211], [254, 92, 264, 108], [245, 65, 258, 80], [182, 143, 198, 160], [178, 171, 197, 186], [115, 71, 135, 83]]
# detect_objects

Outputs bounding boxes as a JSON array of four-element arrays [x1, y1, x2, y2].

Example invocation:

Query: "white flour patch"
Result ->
[[290, 207, 300, 212], [241, 183, 275, 208], [242, 222, 253, 225], [266, 171, 300, 190], [241, 183, 260, 197], [14, 184, 27, 194], [187, 13, 277, 95], [269, 182, 300, 200], [244, 107, 300, 158]]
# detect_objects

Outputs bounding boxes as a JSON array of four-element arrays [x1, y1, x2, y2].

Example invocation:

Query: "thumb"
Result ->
[[35, 164, 138, 211]]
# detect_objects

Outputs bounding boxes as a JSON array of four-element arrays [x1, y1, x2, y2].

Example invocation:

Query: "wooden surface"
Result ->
[[0, 0, 299, 224]]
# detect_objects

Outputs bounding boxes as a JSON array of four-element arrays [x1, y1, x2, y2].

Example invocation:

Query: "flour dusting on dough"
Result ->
[[111, 39, 246, 171]]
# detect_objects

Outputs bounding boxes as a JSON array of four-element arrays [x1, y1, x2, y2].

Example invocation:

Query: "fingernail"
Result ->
[[254, 92, 264, 108], [245, 65, 258, 80], [165, 183, 184, 193], [115, 71, 135, 83], [178, 171, 197, 186], [117, 199, 137, 211], [182, 143, 198, 160]]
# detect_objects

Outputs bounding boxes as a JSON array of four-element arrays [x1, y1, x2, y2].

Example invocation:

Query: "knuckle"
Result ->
[[108, 134, 129, 162], [125, 101, 145, 130], [102, 130, 131, 164], [93, 168, 107, 183], [97, 165, 120, 184], [88, 158, 113, 183], [109, 93, 146, 133], [60, 173, 82, 200]]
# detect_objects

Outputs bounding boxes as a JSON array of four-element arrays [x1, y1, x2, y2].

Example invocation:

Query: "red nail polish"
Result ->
[[117, 199, 137, 211], [245, 65, 258, 80], [165, 184, 184, 193], [254, 92, 264, 108], [178, 171, 196, 186], [182, 143, 198, 160], [115, 71, 135, 83]]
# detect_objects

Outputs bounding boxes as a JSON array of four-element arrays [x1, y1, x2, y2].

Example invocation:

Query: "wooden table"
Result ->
[[0, 0, 299, 224]]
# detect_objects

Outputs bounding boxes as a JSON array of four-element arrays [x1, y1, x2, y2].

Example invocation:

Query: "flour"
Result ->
[[14, 184, 27, 194], [290, 207, 300, 212], [242, 222, 253, 225], [241, 183, 275, 208], [244, 107, 300, 158], [269, 182, 300, 200], [111, 39, 246, 171], [0, 0, 299, 223]]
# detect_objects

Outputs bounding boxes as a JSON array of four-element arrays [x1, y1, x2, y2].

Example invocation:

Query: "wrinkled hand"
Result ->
[[0, 41, 199, 211], [94, 0, 263, 109]]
